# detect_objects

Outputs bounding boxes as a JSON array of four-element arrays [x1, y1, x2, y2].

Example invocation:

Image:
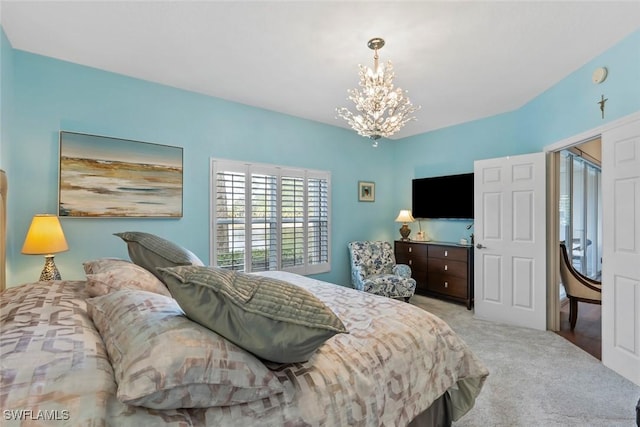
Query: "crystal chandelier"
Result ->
[[336, 38, 420, 147]]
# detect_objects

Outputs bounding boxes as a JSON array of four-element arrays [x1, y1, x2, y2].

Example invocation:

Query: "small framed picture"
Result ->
[[358, 181, 375, 202]]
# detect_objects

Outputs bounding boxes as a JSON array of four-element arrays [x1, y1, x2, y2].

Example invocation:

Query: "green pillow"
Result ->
[[158, 266, 347, 363], [114, 232, 203, 280]]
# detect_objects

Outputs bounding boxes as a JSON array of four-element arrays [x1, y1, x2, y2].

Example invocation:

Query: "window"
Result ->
[[558, 149, 602, 281], [211, 158, 330, 275]]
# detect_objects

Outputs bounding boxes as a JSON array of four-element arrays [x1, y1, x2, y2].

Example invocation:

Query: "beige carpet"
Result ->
[[410, 294, 640, 427]]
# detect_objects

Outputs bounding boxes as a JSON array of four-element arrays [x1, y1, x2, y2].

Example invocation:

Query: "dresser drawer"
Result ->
[[395, 241, 428, 257], [395, 241, 428, 267], [427, 258, 467, 280], [413, 270, 428, 292], [426, 274, 468, 299], [428, 245, 467, 261]]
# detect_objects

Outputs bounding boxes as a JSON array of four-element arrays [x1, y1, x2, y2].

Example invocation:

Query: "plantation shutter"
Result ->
[[307, 173, 330, 273], [281, 171, 305, 273], [212, 162, 246, 271], [250, 169, 278, 272], [211, 159, 330, 275]]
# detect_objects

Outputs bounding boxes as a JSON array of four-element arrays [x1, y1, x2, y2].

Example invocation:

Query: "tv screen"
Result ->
[[412, 173, 474, 219]]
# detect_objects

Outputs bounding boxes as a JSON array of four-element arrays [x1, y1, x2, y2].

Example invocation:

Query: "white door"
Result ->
[[601, 118, 640, 386], [474, 153, 547, 330]]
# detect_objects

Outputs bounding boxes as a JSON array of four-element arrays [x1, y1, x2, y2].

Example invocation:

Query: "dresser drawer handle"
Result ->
[[444, 265, 448, 271], [444, 281, 448, 288], [409, 260, 412, 265], [409, 247, 412, 253], [444, 250, 448, 257]]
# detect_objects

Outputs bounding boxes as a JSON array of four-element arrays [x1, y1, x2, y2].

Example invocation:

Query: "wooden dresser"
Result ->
[[395, 240, 474, 309]]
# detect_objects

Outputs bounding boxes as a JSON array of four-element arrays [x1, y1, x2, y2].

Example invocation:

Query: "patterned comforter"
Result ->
[[1, 272, 488, 426]]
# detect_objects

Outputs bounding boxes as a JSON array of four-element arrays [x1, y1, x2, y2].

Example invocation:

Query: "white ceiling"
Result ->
[[2, 1, 639, 139]]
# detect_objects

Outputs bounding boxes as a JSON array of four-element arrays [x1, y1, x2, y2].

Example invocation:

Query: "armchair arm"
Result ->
[[393, 264, 412, 279], [572, 269, 602, 293]]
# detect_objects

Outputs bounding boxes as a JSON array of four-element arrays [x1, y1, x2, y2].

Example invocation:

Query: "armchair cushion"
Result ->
[[348, 241, 416, 300], [393, 264, 412, 279]]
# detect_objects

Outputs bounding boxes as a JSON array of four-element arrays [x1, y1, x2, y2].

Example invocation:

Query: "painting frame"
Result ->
[[358, 181, 375, 202], [58, 131, 183, 218]]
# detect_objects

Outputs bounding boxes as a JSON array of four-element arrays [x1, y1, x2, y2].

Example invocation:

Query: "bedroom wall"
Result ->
[[393, 29, 640, 243], [4, 27, 639, 289], [4, 45, 397, 288], [0, 27, 12, 171]]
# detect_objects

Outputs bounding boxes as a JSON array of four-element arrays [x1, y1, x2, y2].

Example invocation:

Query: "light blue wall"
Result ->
[[518, 29, 640, 148], [1, 28, 12, 170], [394, 110, 521, 243], [5, 48, 398, 287], [394, 29, 640, 243], [3, 28, 639, 288]]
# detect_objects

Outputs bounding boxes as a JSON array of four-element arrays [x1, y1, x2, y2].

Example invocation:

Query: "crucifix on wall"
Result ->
[[598, 94, 608, 119]]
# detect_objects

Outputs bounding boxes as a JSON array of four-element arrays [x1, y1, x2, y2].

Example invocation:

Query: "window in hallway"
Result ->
[[558, 143, 602, 286]]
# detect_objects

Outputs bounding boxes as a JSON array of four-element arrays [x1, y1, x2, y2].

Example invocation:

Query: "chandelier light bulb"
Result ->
[[336, 38, 420, 146]]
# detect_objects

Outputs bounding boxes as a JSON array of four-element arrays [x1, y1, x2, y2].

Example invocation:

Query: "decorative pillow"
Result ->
[[114, 231, 204, 280], [83, 258, 171, 297], [83, 257, 130, 274], [158, 266, 348, 363], [86, 289, 284, 409]]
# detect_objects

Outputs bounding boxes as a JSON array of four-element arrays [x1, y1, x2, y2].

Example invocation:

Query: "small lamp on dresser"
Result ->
[[22, 214, 69, 281], [395, 210, 415, 241]]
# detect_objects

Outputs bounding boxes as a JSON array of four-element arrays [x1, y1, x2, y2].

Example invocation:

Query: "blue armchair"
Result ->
[[347, 241, 416, 301]]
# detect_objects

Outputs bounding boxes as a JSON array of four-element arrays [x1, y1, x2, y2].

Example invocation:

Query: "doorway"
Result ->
[[554, 138, 602, 359], [544, 111, 640, 385]]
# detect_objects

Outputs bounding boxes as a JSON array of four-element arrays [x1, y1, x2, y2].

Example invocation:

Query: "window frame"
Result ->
[[210, 158, 331, 275]]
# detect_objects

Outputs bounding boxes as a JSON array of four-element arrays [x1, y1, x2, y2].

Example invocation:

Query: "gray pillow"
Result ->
[[114, 232, 203, 280], [158, 266, 348, 363]]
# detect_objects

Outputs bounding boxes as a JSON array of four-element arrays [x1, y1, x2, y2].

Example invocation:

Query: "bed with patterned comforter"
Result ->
[[1, 270, 488, 426]]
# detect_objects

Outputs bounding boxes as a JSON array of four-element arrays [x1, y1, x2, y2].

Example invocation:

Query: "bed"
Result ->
[[1, 232, 488, 426]]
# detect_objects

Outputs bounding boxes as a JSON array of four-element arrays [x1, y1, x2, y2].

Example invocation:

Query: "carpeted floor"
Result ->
[[410, 294, 640, 427]]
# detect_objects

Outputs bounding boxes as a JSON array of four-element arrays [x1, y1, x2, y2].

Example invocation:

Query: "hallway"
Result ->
[[556, 301, 601, 360]]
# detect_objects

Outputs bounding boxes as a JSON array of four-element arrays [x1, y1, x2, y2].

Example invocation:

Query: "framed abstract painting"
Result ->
[[58, 131, 183, 217]]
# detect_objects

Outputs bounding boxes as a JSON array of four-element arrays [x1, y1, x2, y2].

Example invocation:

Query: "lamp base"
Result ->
[[399, 224, 411, 241], [40, 255, 61, 281]]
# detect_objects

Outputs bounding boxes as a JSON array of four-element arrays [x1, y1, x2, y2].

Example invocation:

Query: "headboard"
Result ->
[[0, 169, 6, 292]]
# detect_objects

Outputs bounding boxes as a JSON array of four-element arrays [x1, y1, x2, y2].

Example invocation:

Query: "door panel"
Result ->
[[483, 192, 502, 239], [602, 118, 640, 386], [513, 257, 534, 308], [482, 255, 502, 302], [513, 191, 534, 241], [474, 152, 547, 330]]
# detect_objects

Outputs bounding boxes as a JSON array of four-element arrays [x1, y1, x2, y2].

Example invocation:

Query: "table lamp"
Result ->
[[21, 214, 69, 281], [395, 210, 415, 241]]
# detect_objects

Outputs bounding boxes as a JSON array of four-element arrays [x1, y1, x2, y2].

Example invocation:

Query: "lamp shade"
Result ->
[[395, 210, 415, 223], [21, 215, 69, 255]]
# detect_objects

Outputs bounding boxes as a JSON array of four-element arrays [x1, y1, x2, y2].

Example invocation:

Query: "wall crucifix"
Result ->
[[598, 94, 608, 119]]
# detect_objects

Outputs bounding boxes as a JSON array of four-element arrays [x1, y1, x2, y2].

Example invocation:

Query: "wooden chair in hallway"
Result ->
[[559, 241, 602, 330]]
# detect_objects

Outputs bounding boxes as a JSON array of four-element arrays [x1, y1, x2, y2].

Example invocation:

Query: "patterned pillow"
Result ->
[[83, 258, 130, 274], [86, 289, 284, 409], [158, 266, 348, 363], [83, 258, 171, 297], [114, 232, 204, 281]]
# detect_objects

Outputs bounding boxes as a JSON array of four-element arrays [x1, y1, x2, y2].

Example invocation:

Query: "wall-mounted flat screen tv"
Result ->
[[412, 173, 474, 219]]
